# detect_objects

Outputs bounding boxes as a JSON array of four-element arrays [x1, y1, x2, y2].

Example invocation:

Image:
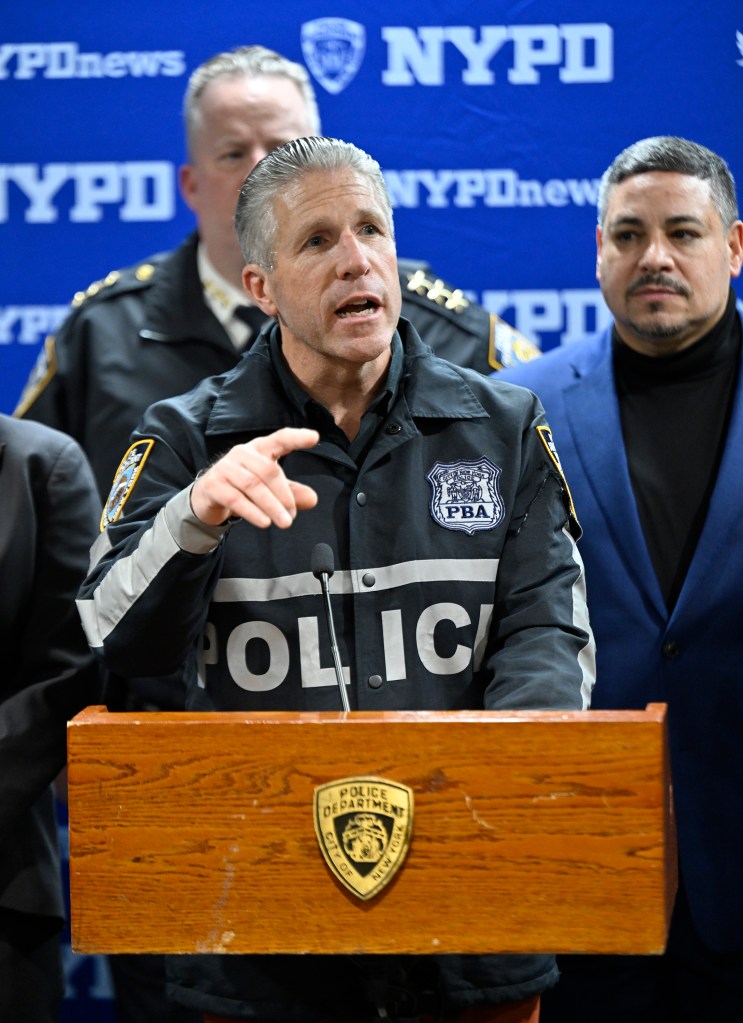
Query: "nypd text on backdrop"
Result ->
[[381, 25, 612, 85], [300, 19, 613, 92], [0, 163, 596, 222], [386, 170, 599, 208], [0, 43, 185, 79], [0, 163, 175, 222]]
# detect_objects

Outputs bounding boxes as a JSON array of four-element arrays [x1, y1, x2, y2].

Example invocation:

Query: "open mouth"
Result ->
[[335, 299, 379, 319]]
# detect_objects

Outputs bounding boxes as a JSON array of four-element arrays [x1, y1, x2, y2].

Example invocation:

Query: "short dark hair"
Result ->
[[597, 136, 739, 228]]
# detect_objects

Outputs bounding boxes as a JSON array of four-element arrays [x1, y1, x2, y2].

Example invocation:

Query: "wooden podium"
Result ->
[[67, 703, 676, 956]]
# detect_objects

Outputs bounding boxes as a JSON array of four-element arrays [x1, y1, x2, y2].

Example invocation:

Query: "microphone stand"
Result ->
[[312, 543, 351, 712]]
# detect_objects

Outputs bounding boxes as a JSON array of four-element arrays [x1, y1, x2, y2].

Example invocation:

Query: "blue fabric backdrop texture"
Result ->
[[2, 2, 742, 1018]]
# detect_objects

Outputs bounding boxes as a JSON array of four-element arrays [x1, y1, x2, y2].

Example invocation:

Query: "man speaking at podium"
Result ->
[[78, 136, 595, 1023]]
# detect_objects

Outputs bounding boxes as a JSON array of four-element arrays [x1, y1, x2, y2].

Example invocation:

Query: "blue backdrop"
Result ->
[[2, 2, 743, 1018]]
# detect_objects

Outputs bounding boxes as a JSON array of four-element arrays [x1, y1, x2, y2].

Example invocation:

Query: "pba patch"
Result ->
[[536, 425, 579, 525], [427, 457, 504, 534], [314, 776, 413, 900], [100, 440, 154, 531]]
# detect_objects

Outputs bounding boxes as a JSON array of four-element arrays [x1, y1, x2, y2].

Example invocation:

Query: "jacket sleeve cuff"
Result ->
[[163, 486, 231, 554]]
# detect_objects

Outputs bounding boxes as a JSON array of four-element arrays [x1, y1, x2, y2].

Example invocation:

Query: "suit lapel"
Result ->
[[562, 335, 667, 616]]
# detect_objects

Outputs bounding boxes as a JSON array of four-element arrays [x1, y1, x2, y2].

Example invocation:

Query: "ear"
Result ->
[[243, 264, 278, 317], [727, 221, 743, 280], [179, 163, 197, 213], [595, 224, 603, 282]]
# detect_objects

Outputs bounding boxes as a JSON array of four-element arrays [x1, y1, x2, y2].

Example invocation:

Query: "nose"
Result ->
[[337, 229, 371, 279], [248, 145, 271, 174], [639, 232, 674, 272]]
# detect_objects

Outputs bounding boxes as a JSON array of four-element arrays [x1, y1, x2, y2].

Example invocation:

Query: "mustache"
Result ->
[[626, 274, 690, 298]]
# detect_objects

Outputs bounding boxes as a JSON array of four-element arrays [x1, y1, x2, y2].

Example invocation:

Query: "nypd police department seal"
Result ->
[[314, 776, 413, 900], [427, 457, 504, 534], [301, 18, 366, 94]]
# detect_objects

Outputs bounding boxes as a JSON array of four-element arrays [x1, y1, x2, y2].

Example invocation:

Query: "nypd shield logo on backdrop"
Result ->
[[301, 18, 366, 94], [427, 457, 504, 534]]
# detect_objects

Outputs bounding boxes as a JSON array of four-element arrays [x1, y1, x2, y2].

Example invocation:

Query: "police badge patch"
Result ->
[[301, 18, 366, 95], [536, 425, 578, 524], [100, 439, 154, 531], [427, 457, 504, 534], [314, 777, 413, 900]]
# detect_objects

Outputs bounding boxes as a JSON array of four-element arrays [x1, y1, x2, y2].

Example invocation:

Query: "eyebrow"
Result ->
[[609, 213, 707, 230], [296, 208, 387, 239], [307, 207, 383, 226]]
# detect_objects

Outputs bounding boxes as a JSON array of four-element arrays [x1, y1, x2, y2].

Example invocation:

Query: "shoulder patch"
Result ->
[[427, 457, 505, 533], [101, 440, 155, 531], [13, 335, 57, 417], [536, 425, 580, 534], [489, 316, 541, 371]]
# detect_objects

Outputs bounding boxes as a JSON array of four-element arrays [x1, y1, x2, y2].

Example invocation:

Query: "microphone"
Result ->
[[311, 543, 351, 712]]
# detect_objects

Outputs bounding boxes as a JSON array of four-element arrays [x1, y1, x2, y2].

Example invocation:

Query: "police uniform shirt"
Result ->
[[270, 330, 404, 465], [197, 244, 263, 351]]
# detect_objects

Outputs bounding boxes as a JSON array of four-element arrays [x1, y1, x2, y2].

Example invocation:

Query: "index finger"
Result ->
[[249, 427, 320, 462]]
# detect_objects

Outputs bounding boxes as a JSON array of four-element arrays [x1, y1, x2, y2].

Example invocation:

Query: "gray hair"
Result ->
[[234, 136, 395, 270], [183, 45, 321, 159], [597, 136, 739, 229]]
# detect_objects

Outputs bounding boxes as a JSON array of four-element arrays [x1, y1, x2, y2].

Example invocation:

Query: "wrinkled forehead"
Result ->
[[275, 167, 392, 230]]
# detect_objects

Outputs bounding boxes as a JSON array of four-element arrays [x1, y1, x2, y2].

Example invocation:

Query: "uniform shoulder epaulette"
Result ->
[[398, 259, 541, 370], [69, 256, 164, 309], [14, 258, 164, 417], [398, 261, 473, 318]]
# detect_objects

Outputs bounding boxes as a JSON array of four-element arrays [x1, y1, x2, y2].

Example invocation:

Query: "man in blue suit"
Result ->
[[498, 136, 743, 1021]]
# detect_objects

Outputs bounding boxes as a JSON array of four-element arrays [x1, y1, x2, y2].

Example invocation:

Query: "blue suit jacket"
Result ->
[[500, 323, 743, 951]]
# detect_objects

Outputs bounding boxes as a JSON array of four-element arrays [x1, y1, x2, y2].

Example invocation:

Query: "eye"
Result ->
[[218, 148, 246, 164]]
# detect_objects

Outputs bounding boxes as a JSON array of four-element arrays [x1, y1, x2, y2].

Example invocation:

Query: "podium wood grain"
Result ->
[[67, 704, 676, 955]]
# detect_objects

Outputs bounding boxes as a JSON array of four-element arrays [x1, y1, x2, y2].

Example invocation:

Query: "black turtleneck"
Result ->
[[613, 289, 741, 611]]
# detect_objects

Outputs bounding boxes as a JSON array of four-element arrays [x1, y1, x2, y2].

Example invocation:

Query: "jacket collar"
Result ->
[[139, 233, 235, 351], [204, 318, 489, 438]]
